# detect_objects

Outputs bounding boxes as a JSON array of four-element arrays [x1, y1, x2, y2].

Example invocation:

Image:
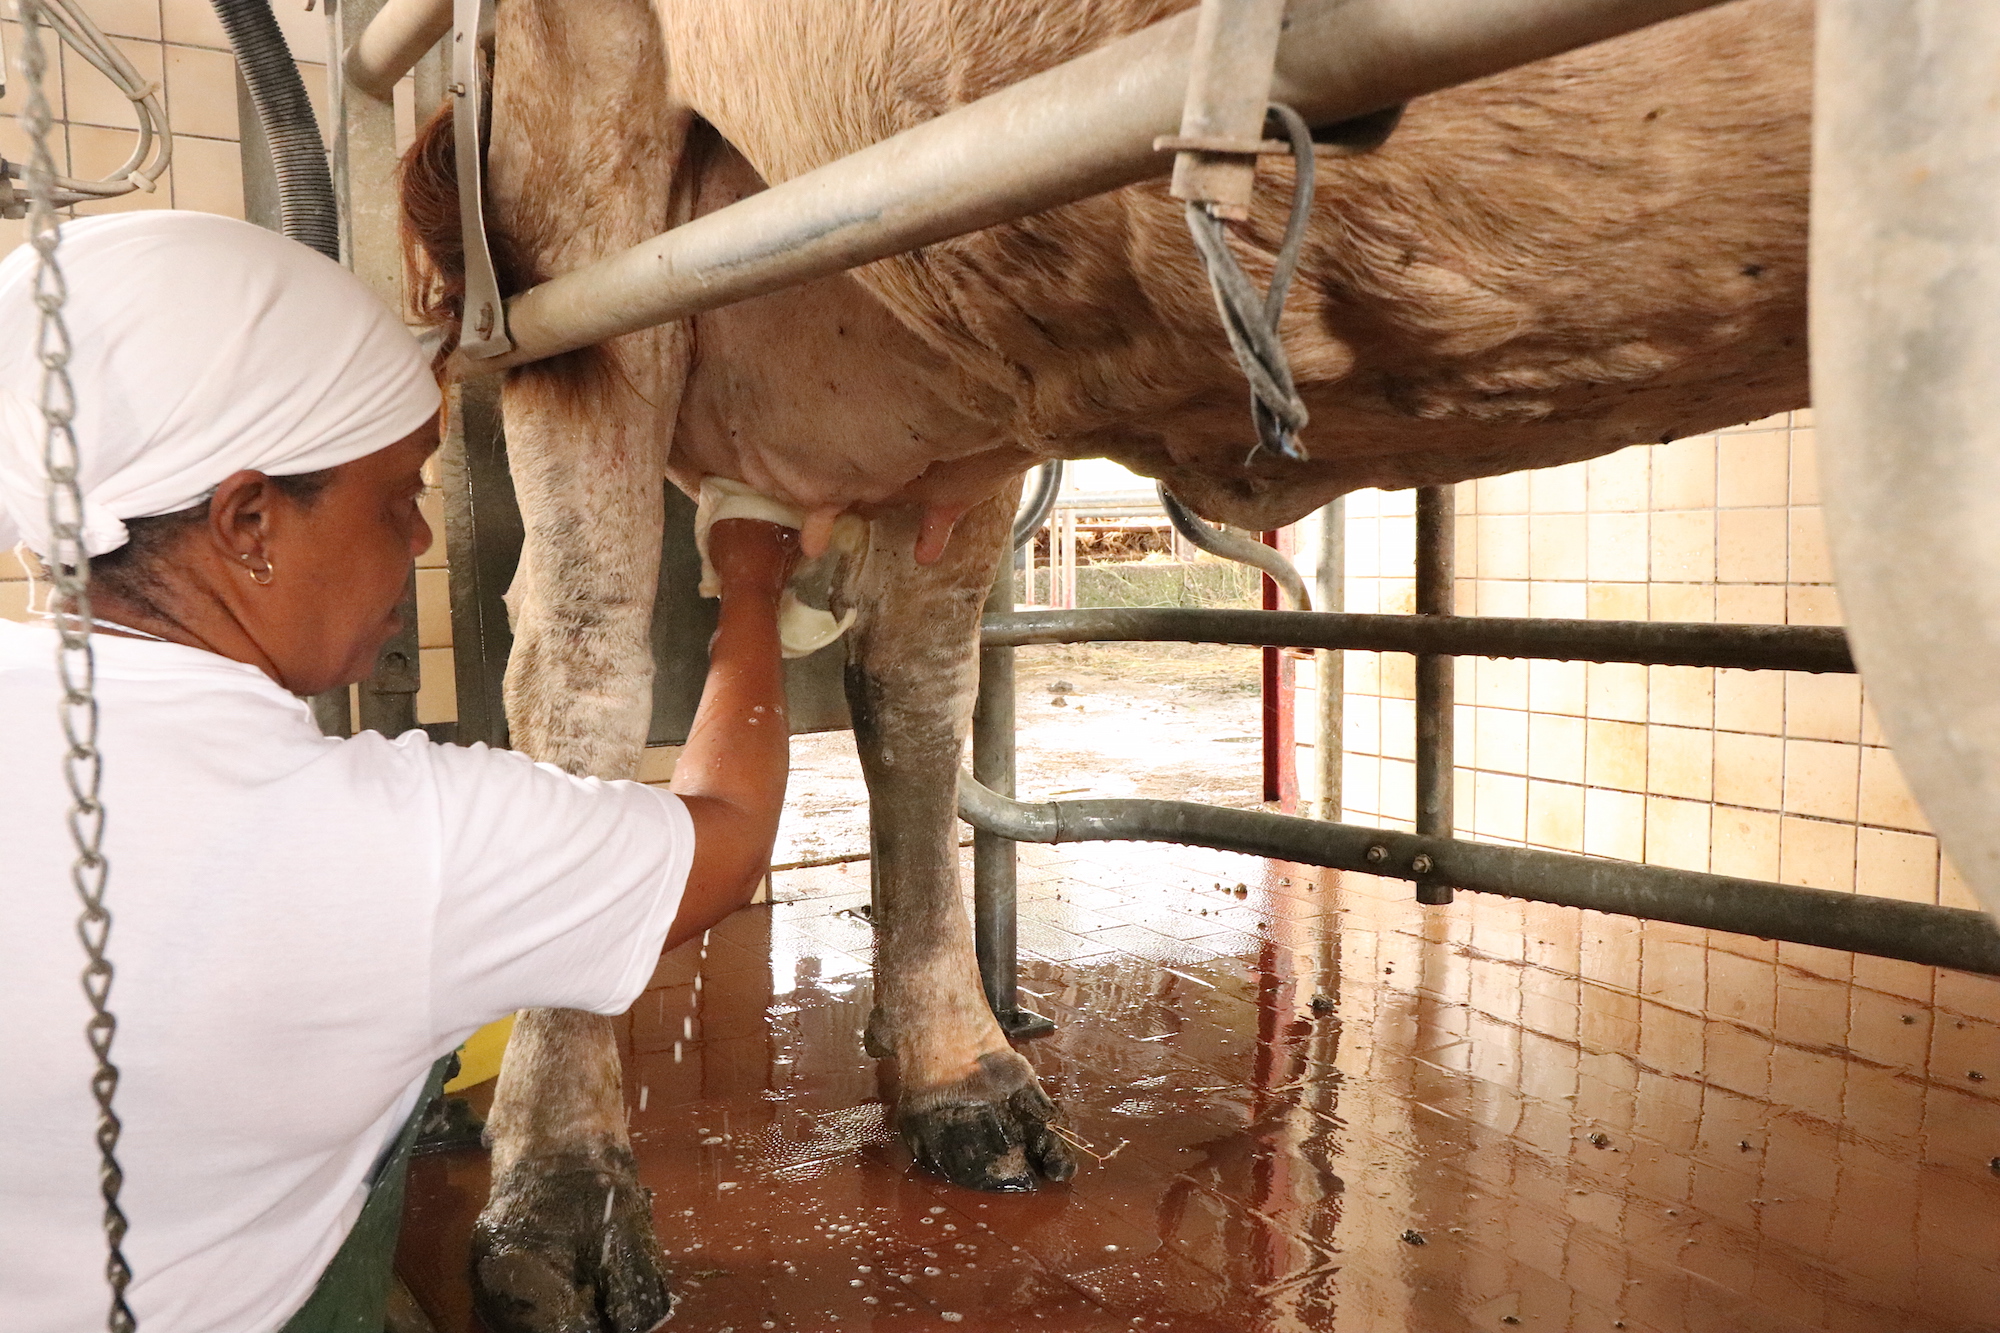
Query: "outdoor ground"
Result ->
[[772, 643, 1268, 868]]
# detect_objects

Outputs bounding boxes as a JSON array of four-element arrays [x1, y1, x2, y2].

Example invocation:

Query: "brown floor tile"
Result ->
[[397, 843, 2000, 1331]]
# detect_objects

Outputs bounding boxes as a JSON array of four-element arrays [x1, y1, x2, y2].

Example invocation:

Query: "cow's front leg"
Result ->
[[469, 358, 676, 1333], [843, 491, 1076, 1191]]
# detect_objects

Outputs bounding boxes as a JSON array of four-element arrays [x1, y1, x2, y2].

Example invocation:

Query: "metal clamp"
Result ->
[[451, 0, 511, 359], [1153, 133, 1290, 158], [1162, 0, 1287, 219]]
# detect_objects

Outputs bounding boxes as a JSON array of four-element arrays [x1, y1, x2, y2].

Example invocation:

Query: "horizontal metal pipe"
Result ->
[[344, 0, 450, 100], [983, 607, 1854, 673], [460, 0, 1730, 374], [956, 776, 2000, 977]]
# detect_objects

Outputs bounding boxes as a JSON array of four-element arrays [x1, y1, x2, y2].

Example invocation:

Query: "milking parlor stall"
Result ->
[[10, 0, 2000, 1328]]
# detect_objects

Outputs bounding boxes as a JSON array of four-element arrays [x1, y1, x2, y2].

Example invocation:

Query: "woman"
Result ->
[[0, 211, 798, 1330]]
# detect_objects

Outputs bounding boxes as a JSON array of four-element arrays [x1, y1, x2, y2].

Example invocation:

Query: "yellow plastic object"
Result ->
[[445, 1013, 516, 1092]]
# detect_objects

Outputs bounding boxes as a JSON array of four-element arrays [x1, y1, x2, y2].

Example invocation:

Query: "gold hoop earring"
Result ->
[[239, 551, 275, 586]]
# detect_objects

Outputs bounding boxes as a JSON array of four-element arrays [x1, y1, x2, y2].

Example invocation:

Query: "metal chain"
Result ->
[[17, 1, 136, 1327]]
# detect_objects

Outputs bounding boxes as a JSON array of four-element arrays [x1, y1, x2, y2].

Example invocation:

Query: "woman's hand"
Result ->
[[707, 517, 802, 599]]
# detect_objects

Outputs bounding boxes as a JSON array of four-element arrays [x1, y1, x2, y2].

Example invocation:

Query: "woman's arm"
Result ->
[[664, 518, 802, 951]]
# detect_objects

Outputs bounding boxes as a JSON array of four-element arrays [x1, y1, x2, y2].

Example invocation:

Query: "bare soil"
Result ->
[[772, 642, 1265, 868]]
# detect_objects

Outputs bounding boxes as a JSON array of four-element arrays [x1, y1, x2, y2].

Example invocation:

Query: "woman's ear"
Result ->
[[204, 469, 280, 562]]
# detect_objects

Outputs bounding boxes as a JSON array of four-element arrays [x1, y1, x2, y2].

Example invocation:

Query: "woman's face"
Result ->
[[240, 418, 439, 696]]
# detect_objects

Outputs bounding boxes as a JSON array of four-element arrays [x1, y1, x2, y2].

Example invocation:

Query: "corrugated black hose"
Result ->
[[209, 0, 339, 260]]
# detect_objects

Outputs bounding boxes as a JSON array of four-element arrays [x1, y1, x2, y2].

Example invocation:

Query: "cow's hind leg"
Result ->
[[474, 1011, 669, 1333], [844, 491, 1076, 1191]]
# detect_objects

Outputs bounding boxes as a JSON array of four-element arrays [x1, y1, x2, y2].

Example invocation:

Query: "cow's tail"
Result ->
[[400, 98, 465, 368]]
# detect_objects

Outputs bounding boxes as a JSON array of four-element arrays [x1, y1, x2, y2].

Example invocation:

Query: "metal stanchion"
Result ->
[[1413, 486, 1455, 905], [971, 554, 1054, 1038], [1315, 497, 1344, 820]]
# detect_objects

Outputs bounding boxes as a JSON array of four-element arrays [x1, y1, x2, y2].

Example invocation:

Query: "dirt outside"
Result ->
[[771, 642, 1267, 868]]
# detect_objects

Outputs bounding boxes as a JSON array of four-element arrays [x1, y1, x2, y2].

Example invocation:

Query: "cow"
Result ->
[[399, 0, 1810, 1326]]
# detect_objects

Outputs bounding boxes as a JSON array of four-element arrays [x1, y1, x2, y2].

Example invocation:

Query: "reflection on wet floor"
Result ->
[[400, 841, 2000, 1332]]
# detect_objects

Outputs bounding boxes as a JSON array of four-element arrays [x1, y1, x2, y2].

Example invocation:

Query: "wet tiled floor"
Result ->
[[400, 841, 2000, 1332]]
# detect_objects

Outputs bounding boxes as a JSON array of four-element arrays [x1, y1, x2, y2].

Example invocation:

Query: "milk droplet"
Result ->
[[942, 1314, 963, 1323]]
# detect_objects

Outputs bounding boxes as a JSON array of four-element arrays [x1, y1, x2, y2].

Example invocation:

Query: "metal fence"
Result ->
[[959, 492, 2000, 1037]]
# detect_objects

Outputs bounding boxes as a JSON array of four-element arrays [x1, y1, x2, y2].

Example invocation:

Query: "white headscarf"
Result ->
[[0, 211, 440, 558]]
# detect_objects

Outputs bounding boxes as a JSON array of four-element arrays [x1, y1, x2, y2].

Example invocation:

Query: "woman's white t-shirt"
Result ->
[[0, 619, 696, 1332]]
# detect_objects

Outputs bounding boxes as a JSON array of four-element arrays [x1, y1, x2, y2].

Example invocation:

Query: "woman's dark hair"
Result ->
[[85, 467, 336, 619]]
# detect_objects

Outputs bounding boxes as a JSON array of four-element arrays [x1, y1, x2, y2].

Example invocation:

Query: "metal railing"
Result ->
[[961, 501, 2000, 1037]]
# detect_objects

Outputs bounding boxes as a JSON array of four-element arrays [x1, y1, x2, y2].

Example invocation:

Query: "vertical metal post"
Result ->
[[972, 559, 1017, 1015], [1056, 506, 1077, 609], [438, 376, 519, 748], [1260, 528, 1297, 809], [1314, 497, 1344, 820], [1414, 486, 1455, 905], [418, 38, 519, 750], [971, 553, 1053, 1037], [332, 0, 424, 736]]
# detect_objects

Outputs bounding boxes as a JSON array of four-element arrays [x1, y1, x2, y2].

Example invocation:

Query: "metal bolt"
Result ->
[[1365, 845, 1387, 864], [1411, 853, 1433, 874]]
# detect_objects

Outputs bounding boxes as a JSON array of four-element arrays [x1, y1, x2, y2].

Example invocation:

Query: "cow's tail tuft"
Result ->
[[400, 97, 464, 369]]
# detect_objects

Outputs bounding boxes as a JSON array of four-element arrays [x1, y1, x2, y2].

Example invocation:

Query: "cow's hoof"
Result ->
[[898, 1050, 1076, 1191], [470, 1153, 673, 1333]]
